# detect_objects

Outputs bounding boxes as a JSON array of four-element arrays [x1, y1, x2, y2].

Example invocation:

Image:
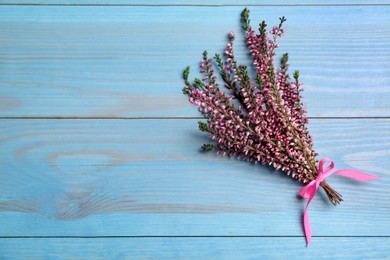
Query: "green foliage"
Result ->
[[279, 16, 287, 27], [259, 20, 267, 38], [281, 53, 289, 66], [241, 8, 251, 31], [293, 70, 300, 81], [198, 121, 211, 133], [201, 144, 215, 152]]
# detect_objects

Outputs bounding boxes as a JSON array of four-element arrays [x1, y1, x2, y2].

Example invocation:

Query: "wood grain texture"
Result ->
[[0, 6, 389, 117], [0, 237, 389, 259], [0, 119, 388, 237], [1, 1, 389, 258]]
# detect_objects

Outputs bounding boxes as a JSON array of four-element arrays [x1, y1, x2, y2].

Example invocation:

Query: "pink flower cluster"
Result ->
[[182, 8, 321, 185]]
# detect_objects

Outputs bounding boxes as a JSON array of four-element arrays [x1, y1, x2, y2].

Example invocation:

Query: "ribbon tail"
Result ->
[[300, 184, 318, 247], [333, 169, 380, 182], [303, 202, 312, 247]]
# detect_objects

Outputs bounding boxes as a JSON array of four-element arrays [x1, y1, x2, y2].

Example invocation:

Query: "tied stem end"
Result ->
[[320, 181, 343, 205]]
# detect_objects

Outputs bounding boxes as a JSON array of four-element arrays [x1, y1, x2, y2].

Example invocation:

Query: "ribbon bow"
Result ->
[[299, 158, 380, 246]]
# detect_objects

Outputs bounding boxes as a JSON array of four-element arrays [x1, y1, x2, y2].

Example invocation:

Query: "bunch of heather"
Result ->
[[182, 8, 342, 204]]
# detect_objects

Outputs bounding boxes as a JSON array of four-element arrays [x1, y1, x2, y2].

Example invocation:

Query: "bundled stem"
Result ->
[[182, 8, 342, 205]]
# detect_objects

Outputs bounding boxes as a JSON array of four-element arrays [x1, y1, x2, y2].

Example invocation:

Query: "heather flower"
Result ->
[[182, 8, 342, 205]]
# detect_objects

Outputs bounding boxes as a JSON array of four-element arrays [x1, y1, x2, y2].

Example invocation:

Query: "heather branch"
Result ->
[[182, 8, 342, 205], [214, 53, 244, 106]]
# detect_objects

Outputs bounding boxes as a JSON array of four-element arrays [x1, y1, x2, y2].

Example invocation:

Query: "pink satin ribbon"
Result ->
[[299, 158, 380, 246]]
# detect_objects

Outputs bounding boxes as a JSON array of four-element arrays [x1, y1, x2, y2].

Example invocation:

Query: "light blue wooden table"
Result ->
[[0, 1, 389, 259]]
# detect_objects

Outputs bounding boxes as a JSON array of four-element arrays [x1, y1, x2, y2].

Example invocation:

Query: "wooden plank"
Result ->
[[0, 119, 388, 236], [0, 0, 389, 5], [0, 6, 389, 117], [0, 237, 389, 259]]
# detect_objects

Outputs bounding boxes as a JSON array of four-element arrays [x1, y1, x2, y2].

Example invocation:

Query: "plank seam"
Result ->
[[1, 236, 390, 238], [0, 117, 389, 120], [0, 3, 389, 7]]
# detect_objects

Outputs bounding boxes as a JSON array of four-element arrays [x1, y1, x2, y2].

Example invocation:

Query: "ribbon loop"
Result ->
[[299, 158, 379, 247], [317, 158, 334, 181]]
